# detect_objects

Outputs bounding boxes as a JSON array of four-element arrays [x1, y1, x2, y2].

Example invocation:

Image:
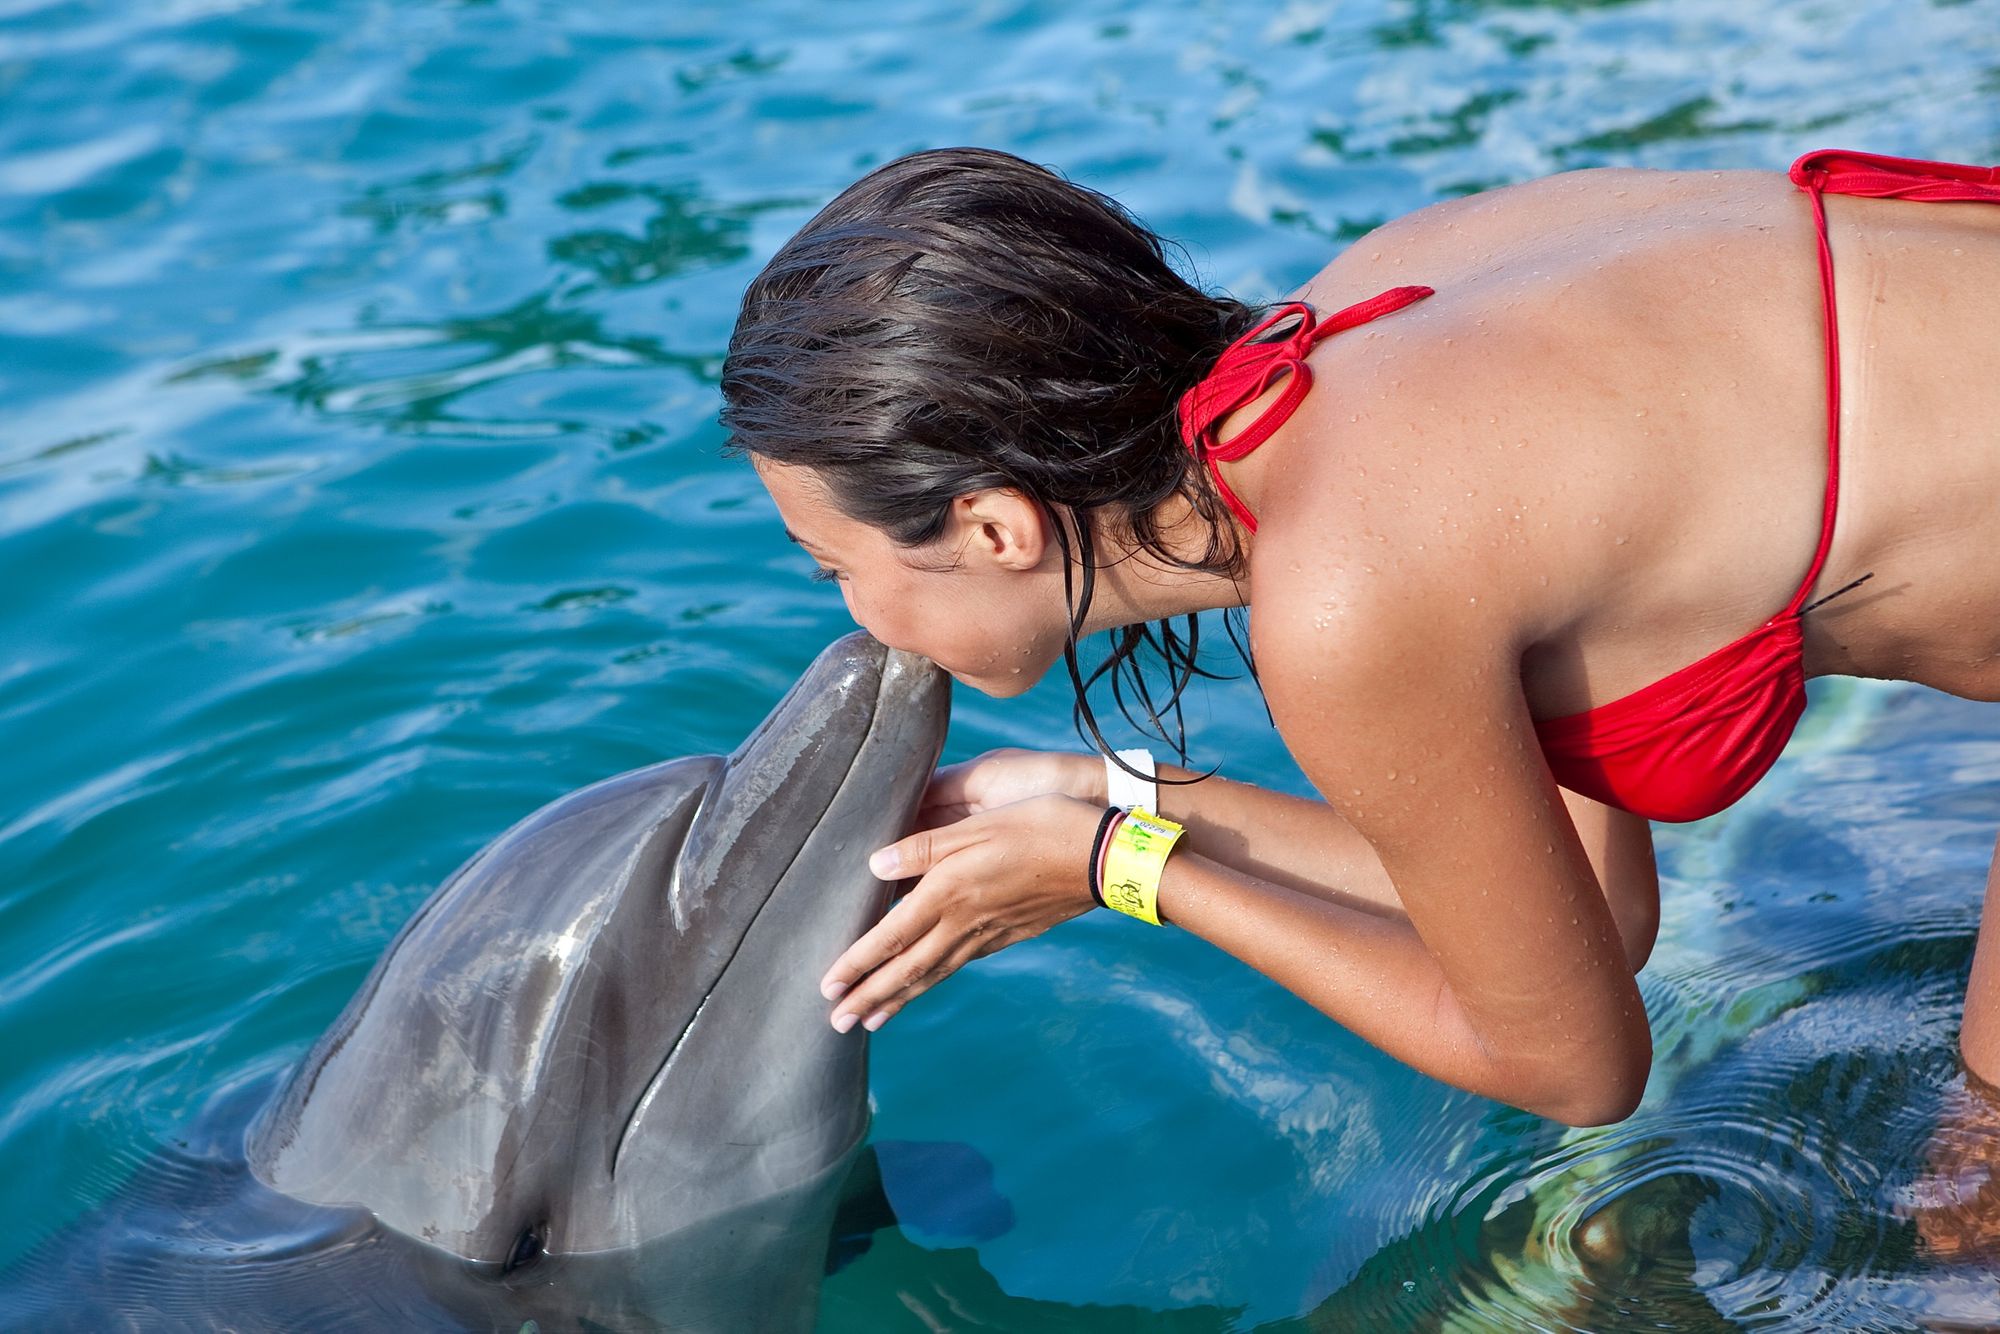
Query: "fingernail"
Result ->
[[868, 848, 898, 878], [832, 1012, 859, 1034], [821, 979, 848, 1001], [862, 1011, 889, 1032]]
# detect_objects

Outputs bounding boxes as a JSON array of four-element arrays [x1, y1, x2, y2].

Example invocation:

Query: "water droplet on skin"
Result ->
[[1615, 535, 1629, 545]]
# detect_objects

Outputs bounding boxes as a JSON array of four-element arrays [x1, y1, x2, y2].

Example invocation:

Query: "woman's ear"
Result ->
[[948, 489, 1053, 571]]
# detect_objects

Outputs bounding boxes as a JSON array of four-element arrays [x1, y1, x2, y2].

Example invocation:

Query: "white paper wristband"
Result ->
[[1105, 748, 1158, 813]]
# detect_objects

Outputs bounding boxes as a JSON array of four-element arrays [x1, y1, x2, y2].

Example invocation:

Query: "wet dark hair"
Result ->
[[720, 146, 1263, 769]]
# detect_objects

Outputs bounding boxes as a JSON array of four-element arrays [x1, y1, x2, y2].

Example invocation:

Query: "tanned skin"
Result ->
[[756, 166, 2000, 1132]]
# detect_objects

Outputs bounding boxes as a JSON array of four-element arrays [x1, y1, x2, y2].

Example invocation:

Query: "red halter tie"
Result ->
[[1176, 285, 1434, 532]]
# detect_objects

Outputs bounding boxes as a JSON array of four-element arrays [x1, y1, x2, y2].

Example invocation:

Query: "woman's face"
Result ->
[[754, 459, 1071, 697]]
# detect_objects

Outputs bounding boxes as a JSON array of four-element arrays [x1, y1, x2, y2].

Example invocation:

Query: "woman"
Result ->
[[721, 146, 2000, 1127]]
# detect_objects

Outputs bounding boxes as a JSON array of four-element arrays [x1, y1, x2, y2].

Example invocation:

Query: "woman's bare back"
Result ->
[[1259, 164, 2000, 718]]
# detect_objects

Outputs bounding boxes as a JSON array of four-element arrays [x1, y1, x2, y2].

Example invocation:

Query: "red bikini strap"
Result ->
[[1784, 156, 1844, 616], [1177, 285, 1434, 533], [1788, 148, 2000, 204], [1784, 148, 2000, 614]]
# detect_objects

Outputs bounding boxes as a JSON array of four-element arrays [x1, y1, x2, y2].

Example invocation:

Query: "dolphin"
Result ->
[[3, 631, 950, 1332]]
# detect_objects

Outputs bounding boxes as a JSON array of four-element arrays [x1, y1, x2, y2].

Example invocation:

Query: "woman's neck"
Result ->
[[1075, 495, 1251, 635]]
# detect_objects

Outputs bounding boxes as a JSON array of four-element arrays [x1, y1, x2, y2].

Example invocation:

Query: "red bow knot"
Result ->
[[1176, 285, 1434, 532]]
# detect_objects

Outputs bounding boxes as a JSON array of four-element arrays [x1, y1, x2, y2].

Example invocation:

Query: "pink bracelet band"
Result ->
[[1088, 807, 1125, 908]]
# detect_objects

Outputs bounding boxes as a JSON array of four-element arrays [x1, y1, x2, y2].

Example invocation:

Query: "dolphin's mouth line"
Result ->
[[608, 658, 897, 1177]]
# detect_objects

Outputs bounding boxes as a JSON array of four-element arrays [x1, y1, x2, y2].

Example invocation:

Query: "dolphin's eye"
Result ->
[[504, 1223, 546, 1273]]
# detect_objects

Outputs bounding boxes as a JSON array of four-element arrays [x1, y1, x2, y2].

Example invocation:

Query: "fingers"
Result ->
[[829, 787, 1092, 1035], [828, 925, 1001, 1034], [820, 892, 938, 1005], [867, 828, 931, 881], [870, 811, 986, 880], [823, 825, 1008, 1031], [920, 759, 983, 813], [914, 799, 974, 831]]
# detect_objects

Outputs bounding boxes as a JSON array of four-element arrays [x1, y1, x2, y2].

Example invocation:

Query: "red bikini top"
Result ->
[[1176, 148, 2000, 823]]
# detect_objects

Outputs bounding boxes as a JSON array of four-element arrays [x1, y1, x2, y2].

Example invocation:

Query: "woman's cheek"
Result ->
[[839, 582, 911, 655]]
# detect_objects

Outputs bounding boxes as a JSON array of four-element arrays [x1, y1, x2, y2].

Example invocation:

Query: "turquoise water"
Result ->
[[5, 0, 2000, 1327]]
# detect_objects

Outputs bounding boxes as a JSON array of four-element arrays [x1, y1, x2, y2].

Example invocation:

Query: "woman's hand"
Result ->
[[821, 791, 1106, 1033], [915, 747, 1103, 828]]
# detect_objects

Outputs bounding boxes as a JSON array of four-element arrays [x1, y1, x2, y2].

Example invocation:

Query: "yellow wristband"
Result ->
[[1099, 807, 1184, 926]]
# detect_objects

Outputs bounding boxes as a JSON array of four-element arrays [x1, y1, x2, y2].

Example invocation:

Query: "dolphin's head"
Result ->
[[246, 632, 949, 1268]]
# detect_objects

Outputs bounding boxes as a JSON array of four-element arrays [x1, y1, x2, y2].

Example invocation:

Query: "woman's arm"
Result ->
[[926, 748, 1660, 968], [838, 774, 1648, 1125], [1142, 763, 1659, 971], [1152, 848, 1648, 1126], [1213, 552, 1654, 1126], [842, 726, 1657, 1124]]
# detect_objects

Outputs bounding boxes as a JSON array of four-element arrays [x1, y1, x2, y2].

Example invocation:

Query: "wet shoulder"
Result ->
[[1300, 166, 1790, 304], [1249, 165, 1848, 716]]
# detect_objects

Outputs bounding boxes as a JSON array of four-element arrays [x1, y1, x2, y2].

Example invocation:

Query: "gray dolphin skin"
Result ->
[[4, 631, 949, 1332]]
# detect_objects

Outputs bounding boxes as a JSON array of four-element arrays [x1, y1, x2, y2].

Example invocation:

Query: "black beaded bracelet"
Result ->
[[1086, 805, 1122, 908]]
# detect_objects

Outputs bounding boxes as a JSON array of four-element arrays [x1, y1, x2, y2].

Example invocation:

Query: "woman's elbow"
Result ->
[[1541, 1082, 1645, 1128], [1521, 1045, 1651, 1127]]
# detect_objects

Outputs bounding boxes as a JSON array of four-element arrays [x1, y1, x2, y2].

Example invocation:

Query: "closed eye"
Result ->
[[808, 565, 844, 584]]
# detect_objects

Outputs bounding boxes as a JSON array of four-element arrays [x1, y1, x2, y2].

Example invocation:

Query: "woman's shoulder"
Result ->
[[1303, 164, 1793, 304], [1238, 160, 1854, 718], [1241, 274, 1637, 671]]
